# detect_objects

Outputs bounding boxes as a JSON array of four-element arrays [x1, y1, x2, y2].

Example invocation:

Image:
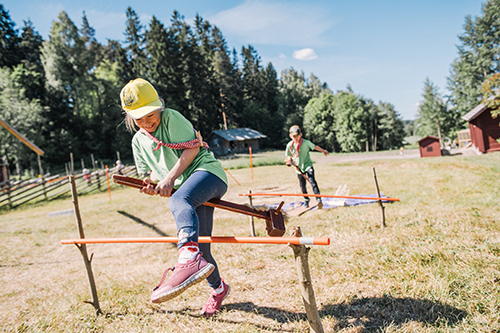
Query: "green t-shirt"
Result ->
[[132, 108, 227, 188], [285, 138, 316, 174]]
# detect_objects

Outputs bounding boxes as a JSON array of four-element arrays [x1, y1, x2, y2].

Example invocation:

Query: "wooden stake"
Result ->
[[289, 226, 324, 333], [105, 165, 111, 202], [69, 176, 102, 315], [372, 167, 386, 228], [248, 189, 256, 236], [249, 147, 254, 181]]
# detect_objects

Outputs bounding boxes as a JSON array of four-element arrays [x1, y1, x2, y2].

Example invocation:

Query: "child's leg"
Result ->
[[150, 171, 226, 304], [305, 167, 320, 195], [297, 173, 309, 205], [169, 171, 227, 248], [196, 204, 221, 289]]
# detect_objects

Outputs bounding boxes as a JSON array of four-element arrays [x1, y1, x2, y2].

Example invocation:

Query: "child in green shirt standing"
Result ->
[[285, 125, 329, 208]]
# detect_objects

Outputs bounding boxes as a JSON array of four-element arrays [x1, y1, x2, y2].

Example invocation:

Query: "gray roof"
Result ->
[[462, 96, 495, 121], [210, 128, 267, 141]]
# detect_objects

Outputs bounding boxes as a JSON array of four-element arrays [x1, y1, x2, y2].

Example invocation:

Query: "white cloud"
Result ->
[[279, 53, 286, 60], [209, 0, 334, 46], [293, 48, 317, 61]]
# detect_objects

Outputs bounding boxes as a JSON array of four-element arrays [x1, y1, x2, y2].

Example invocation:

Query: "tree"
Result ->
[[123, 7, 146, 79], [0, 67, 46, 175], [481, 72, 500, 119], [41, 11, 90, 164], [211, 25, 242, 130], [303, 91, 338, 152], [0, 4, 20, 68], [447, 0, 500, 120], [279, 68, 310, 135], [333, 90, 371, 152], [416, 79, 454, 144], [376, 102, 406, 150], [17, 20, 44, 101]]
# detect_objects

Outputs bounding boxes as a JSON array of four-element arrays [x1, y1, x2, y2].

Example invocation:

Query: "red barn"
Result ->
[[418, 135, 442, 158], [462, 101, 500, 154]]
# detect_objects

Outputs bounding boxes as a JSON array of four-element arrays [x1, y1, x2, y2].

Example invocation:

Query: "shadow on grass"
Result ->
[[117, 211, 174, 242], [221, 295, 466, 332]]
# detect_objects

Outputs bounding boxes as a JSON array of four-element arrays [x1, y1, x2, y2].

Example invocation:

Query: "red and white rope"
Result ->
[[139, 128, 210, 151]]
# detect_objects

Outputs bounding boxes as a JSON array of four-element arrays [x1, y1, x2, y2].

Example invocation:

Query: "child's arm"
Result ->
[[155, 147, 199, 197], [314, 145, 329, 156]]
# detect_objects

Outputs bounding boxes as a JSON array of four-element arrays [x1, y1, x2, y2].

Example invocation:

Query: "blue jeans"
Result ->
[[297, 167, 321, 204], [169, 171, 227, 289]]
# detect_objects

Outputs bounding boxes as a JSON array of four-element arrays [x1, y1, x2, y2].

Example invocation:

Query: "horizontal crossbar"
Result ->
[[239, 193, 400, 202], [60, 236, 330, 246]]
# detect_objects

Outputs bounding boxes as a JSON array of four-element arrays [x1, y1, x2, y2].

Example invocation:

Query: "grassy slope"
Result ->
[[1, 151, 499, 332]]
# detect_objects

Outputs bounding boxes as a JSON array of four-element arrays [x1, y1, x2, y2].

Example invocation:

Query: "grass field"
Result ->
[[1, 150, 499, 332]]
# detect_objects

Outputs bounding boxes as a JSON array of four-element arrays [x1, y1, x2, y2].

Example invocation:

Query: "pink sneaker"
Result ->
[[151, 252, 215, 304], [201, 279, 230, 317]]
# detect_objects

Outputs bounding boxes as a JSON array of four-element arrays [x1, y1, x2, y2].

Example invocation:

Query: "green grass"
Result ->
[[1, 151, 499, 332]]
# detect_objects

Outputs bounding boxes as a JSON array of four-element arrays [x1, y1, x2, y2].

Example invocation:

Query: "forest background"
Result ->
[[0, 0, 499, 177]]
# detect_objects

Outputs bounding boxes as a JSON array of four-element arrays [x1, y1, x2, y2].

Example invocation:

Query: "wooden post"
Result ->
[[249, 147, 254, 181], [289, 226, 324, 333], [69, 176, 102, 315], [91, 154, 96, 171], [70, 153, 75, 175], [372, 167, 386, 228], [105, 166, 111, 201], [37, 154, 43, 176], [248, 189, 256, 236]]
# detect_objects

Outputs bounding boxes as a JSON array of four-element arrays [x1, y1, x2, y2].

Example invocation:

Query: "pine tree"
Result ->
[[448, 0, 500, 119], [16, 19, 44, 101], [0, 4, 20, 68], [124, 7, 146, 79], [416, 79, 451, 144]]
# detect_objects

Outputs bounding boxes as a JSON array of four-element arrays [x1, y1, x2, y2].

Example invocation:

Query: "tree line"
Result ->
[[412, 0, 500, 143], [1, 1, 498, 178]]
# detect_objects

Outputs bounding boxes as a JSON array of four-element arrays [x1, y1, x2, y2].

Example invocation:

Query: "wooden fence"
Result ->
[[0, 165, 139, 210]]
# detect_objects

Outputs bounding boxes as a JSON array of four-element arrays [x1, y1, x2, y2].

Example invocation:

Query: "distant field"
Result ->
[[1, 151, 499, 332]]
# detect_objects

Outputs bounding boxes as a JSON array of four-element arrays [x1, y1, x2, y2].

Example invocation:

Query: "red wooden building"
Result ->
[[462, 101, 500, 154], [418, 135, 442, 158]]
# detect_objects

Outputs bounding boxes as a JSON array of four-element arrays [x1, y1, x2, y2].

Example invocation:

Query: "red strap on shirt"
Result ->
[[139, 128, 210, 152], [288, 137, 303, 159]]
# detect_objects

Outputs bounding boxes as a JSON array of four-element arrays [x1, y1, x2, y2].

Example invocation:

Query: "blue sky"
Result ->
[[3, 0, 485, 120]]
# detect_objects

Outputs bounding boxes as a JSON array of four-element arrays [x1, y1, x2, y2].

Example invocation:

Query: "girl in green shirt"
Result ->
[[121, 78, 229, 317]]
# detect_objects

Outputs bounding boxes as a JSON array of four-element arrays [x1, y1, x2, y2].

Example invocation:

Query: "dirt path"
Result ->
[[315, 148, 420, 164]]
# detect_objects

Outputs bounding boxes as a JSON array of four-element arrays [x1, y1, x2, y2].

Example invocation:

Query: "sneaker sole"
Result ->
[[151, 263, 215, 304]]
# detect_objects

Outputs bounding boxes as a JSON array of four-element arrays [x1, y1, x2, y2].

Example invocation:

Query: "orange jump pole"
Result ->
[[239, 192, 400, 202], [61, 236, 330, 246]]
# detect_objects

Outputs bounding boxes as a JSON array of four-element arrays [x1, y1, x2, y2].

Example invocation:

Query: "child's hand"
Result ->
[[323, 150, 329, 156], [155, 177, 175, 197], [140, 178, 157, 196]]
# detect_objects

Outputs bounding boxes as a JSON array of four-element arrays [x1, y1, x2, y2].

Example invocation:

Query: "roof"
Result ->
[[462, 96, 495, 122], [209, 128, 267, 141], [417, 135, 440, 143]]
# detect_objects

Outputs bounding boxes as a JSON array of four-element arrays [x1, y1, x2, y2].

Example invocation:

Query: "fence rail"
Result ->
[[0, 166, 138, 210]]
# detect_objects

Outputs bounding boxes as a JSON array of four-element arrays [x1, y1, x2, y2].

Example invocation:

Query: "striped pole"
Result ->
[[61, 236, 330, 246], [239, 192, 400, 202]]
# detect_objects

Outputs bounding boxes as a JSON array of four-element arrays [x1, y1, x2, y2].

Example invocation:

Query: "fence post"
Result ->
[[69, 176, 102, 315], [248, 189, 256, 236], [372, 167, 386, 228], [289, 226, 324, 333]]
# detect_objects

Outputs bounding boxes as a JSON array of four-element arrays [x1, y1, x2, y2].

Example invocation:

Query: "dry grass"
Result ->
[[1, 151, 500, 332]]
